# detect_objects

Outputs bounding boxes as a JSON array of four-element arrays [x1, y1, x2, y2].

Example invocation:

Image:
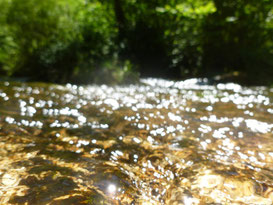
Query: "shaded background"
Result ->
[[0, 0, 272, 85]]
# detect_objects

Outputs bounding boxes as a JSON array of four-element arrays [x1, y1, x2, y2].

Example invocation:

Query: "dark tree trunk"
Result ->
[[113, 0, 127, 42]]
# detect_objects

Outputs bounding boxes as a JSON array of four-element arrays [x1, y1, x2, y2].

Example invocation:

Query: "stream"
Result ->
[[0, 78, 273, 204]]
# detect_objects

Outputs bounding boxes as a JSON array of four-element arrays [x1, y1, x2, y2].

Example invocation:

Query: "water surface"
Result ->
[[0, 78, 273, 204]]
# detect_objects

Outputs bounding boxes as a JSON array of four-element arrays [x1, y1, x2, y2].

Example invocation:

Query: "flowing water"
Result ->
[[0, 78, 273, 205]]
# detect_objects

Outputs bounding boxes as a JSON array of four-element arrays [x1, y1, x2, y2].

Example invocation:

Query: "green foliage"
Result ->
[[201, 0, 273, 84], [0, 0, 132, 84], [5, 0, 80, 81], [0, 0, 16, 75], [162, 0, 216, 78], [0, 0, 272, 85]]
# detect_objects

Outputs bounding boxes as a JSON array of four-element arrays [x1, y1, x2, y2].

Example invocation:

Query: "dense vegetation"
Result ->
[[0, 0, 272, 85]]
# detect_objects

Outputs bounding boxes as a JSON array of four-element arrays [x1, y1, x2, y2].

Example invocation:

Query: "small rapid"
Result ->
[[0, 78, 273, 204]]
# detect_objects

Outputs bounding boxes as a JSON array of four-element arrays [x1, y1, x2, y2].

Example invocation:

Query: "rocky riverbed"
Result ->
[[0, 78, 273, 204]]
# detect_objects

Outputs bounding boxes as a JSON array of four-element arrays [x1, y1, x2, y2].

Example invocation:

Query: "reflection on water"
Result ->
[[0, 78, 273, 204]]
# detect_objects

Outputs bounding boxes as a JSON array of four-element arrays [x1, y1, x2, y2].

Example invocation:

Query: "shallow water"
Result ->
[[0, 78, 273, 204]]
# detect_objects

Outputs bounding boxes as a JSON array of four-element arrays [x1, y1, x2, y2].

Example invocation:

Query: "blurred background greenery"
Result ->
[[0, 0, 272, 85]]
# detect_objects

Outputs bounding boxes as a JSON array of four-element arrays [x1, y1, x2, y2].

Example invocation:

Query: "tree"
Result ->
[[201, 0, 273, 84]]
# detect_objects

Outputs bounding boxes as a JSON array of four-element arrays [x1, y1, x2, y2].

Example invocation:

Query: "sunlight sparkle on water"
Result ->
[[107, 184, 117, 196], [0, 79, 273, 204]]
